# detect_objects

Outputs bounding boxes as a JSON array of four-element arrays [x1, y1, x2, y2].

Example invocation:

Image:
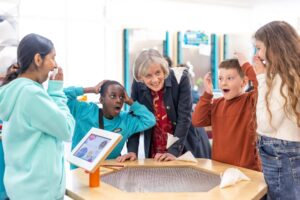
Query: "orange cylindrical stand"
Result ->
[[89, 167, 100, 187]]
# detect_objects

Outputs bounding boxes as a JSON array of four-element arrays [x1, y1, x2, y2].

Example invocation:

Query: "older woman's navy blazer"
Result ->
[[127, 69, 210, 158]]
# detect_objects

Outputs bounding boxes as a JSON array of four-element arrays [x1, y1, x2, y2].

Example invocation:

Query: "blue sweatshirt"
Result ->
[[64, 87, 156, 169], [0, 78, 75, 200]]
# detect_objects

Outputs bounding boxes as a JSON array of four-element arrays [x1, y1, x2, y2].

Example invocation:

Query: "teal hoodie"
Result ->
[[0, 78, 75, 200], [1, 120, 7, 199], [0, 138, 7, 199]]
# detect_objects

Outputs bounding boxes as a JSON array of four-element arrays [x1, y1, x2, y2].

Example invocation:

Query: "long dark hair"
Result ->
[[1, 33, 54, 86]]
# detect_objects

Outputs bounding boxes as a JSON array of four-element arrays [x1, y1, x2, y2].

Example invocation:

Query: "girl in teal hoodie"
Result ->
[[64, 80, 156, 169], [0, 33, 75, 200]]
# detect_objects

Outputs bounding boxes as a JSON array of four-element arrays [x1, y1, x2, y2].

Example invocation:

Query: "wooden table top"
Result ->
[[66, 158, 267, 200]]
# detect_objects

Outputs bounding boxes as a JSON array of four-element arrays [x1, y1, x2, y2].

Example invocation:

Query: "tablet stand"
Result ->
[[89, 167, 100, 187]]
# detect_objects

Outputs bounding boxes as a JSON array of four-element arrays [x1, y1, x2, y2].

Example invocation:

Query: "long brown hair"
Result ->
[[255, 21, 300, 127]]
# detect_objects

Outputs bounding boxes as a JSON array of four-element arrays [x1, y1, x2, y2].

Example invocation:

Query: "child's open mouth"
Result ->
[[223, 89, 230, 93], [114, 106, 121, 112]]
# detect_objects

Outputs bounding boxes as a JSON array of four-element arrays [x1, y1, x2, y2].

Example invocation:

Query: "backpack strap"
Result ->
[[98, 108, 104, 129]]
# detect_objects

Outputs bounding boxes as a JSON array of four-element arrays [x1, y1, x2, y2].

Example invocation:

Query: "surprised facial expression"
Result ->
[[100, 84, 125, 119], [218, 68, 246, 100]]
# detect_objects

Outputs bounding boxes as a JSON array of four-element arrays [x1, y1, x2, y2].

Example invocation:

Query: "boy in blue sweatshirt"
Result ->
[[64, 80, 156, 169]]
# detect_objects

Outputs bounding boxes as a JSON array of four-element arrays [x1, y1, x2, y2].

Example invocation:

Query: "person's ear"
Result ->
[[33, 53, 42, 68], [99, 96, 104, 104]]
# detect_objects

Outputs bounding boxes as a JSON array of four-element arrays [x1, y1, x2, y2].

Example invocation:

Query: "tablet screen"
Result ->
[[74, 134, 111, 163]]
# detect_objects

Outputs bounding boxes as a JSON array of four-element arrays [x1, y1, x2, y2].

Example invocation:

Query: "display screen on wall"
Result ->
[[183, 31, 209, 46], [180, 31, 212, 97]]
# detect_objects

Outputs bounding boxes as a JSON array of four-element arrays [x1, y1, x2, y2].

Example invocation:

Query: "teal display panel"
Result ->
[[210, 34, 218, 90]]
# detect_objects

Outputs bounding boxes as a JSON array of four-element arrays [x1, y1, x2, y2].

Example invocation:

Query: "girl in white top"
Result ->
[[254, 21, 300, 200]]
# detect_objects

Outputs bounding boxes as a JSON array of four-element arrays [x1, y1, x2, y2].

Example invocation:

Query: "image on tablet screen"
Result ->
[[74, 133, 111, 162]]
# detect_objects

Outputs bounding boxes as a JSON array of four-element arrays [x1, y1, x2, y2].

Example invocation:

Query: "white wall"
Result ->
[[5, 0, 300, 89], [16, 0, 251, 88], [19, 0, 106, 89], [104, 0, 253, 90], [250, 0, 300, 31]]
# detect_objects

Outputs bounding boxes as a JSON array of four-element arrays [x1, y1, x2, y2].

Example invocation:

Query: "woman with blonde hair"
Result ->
[[118, 49, 210, 162]]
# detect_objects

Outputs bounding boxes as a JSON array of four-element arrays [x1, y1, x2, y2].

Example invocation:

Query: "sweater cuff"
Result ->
[[48, 80, 63, 92], [129, 101, 140, 111], [75, 87, 85, 96], [256, 74, 265, 84]]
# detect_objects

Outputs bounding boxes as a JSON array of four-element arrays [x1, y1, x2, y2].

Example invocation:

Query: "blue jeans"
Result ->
[[257, 135, 300, 200]]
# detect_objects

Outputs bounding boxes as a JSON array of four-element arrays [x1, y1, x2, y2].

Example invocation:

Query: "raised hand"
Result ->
[[253, 56, 266, 74], [203, 72, 213, 94], [123, 89, 134, 105], [95, 80, 108, 94], [50, 67, 63, 81]]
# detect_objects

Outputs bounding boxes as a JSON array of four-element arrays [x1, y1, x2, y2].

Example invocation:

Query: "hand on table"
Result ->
[[154, 153, 176, 162], [116, 152, 137, 162]]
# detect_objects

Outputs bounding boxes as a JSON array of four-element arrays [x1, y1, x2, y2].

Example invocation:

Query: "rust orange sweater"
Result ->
[[192, 63, 261, 171]]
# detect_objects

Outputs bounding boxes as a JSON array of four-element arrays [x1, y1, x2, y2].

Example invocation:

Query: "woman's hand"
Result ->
[[124, 90, 134, 105], [116, 152, 137, 162], [50, 67, 63, 81], [203, 72, 213, 94], [154, 152, 176, 162]]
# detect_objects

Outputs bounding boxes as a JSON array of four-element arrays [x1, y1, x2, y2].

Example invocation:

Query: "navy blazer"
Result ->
[[127, 69, 208, 158]]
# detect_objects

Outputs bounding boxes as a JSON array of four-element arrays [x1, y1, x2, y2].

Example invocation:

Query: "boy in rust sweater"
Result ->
[[192, 53, 261, 171]]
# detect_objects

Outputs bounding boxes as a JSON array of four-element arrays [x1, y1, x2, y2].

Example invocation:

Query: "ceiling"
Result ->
[[166, 0, 294, 8]]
